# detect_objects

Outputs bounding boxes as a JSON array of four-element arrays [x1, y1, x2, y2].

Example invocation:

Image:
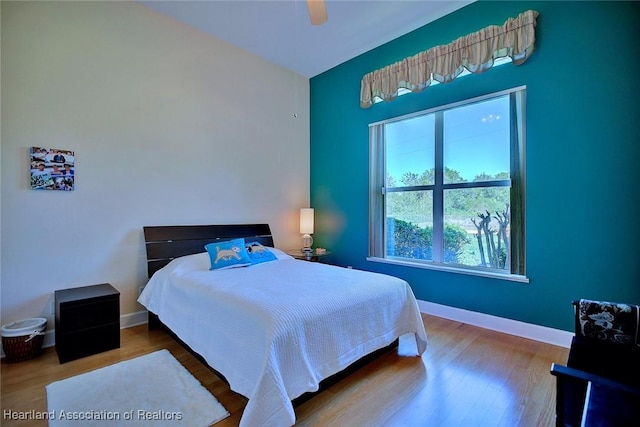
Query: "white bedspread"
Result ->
[[138, 251, 427, 427]]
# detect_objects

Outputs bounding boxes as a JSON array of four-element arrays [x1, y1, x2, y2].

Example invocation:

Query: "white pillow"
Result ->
[[268, 247, 294, 260], [169, 252, 211, 272]]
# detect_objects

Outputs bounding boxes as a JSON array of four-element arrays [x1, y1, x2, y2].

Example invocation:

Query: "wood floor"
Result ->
[[1, 314, 568, 426]]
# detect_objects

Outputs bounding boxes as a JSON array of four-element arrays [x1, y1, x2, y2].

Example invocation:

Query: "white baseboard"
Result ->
[[418, 299, 573, 348], [121, 310, 148, 329], [43, 329, 55, 349]]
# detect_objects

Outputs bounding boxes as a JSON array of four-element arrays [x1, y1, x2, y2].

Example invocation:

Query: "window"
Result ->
[[368, 87, 526, 281]]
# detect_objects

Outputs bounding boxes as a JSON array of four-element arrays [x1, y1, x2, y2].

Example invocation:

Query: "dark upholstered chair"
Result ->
[[550, 299, 640, 427]]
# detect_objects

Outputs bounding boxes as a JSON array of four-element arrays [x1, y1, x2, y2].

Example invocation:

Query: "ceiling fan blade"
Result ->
[[307, 0, 327, 25]]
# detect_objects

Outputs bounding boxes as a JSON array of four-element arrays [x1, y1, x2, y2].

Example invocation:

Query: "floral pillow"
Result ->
[[578, 299, 638, 345], [205, 238, 252, 270], [245, 241, 277, 265]]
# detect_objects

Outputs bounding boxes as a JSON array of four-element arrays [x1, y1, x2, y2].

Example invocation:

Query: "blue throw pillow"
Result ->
[[205, 238, 252, 270], [245, 242, 277, 265]]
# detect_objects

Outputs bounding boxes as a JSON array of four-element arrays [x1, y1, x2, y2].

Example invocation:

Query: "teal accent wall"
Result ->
[[309, 1, 640, 331]]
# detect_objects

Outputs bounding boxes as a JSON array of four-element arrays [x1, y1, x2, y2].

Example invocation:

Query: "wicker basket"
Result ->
[[2, 318, 47, 363]]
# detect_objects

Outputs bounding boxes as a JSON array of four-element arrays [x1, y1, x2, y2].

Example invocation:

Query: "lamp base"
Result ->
[[301, 233, 313, 249], [301, 247, 313, 260]]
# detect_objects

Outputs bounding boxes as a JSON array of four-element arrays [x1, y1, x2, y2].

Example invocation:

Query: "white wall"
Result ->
[[1, 1, 310, 328]]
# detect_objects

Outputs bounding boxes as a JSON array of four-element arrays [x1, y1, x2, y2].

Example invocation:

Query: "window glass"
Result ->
[[386, 190, 433, 261], [443, 187, 510, 268], [385, 114, 435, 187], [444, 96, 510, 184]]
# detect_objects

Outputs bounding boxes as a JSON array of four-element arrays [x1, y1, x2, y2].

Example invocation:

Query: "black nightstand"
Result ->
[[286, 249, 331, 262], [55, 283, 120, 363]]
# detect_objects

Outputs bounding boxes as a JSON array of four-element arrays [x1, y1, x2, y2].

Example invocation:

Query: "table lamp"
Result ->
[[300, 208, 314, 256]]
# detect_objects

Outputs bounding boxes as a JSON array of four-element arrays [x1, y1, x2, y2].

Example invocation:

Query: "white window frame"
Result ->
[[368, 86, 528, 283]]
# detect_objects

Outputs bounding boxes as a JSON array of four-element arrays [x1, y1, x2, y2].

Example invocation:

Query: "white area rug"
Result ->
[[46, 349, 229, 426]]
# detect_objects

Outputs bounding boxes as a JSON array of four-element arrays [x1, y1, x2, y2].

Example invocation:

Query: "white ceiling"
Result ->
[[140, 0, 474, 78]]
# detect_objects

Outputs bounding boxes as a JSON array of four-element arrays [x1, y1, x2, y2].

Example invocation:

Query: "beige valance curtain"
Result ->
[[360, 10, 539, 108]]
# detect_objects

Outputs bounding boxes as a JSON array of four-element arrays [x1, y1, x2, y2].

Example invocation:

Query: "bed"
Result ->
[[138, 224, 427, 427]]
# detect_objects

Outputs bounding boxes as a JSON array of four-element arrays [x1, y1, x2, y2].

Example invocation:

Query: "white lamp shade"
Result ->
[[300, 208, 314, 234]]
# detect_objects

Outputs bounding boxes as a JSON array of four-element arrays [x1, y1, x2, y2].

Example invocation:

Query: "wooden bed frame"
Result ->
[[142, 223, 397, 406]]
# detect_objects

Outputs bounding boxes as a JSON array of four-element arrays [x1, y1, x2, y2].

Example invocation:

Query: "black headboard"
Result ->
[[143, 224, 274, 278]]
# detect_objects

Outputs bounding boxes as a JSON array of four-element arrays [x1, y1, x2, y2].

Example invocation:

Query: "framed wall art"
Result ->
[[30, 147, 75, 191]]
